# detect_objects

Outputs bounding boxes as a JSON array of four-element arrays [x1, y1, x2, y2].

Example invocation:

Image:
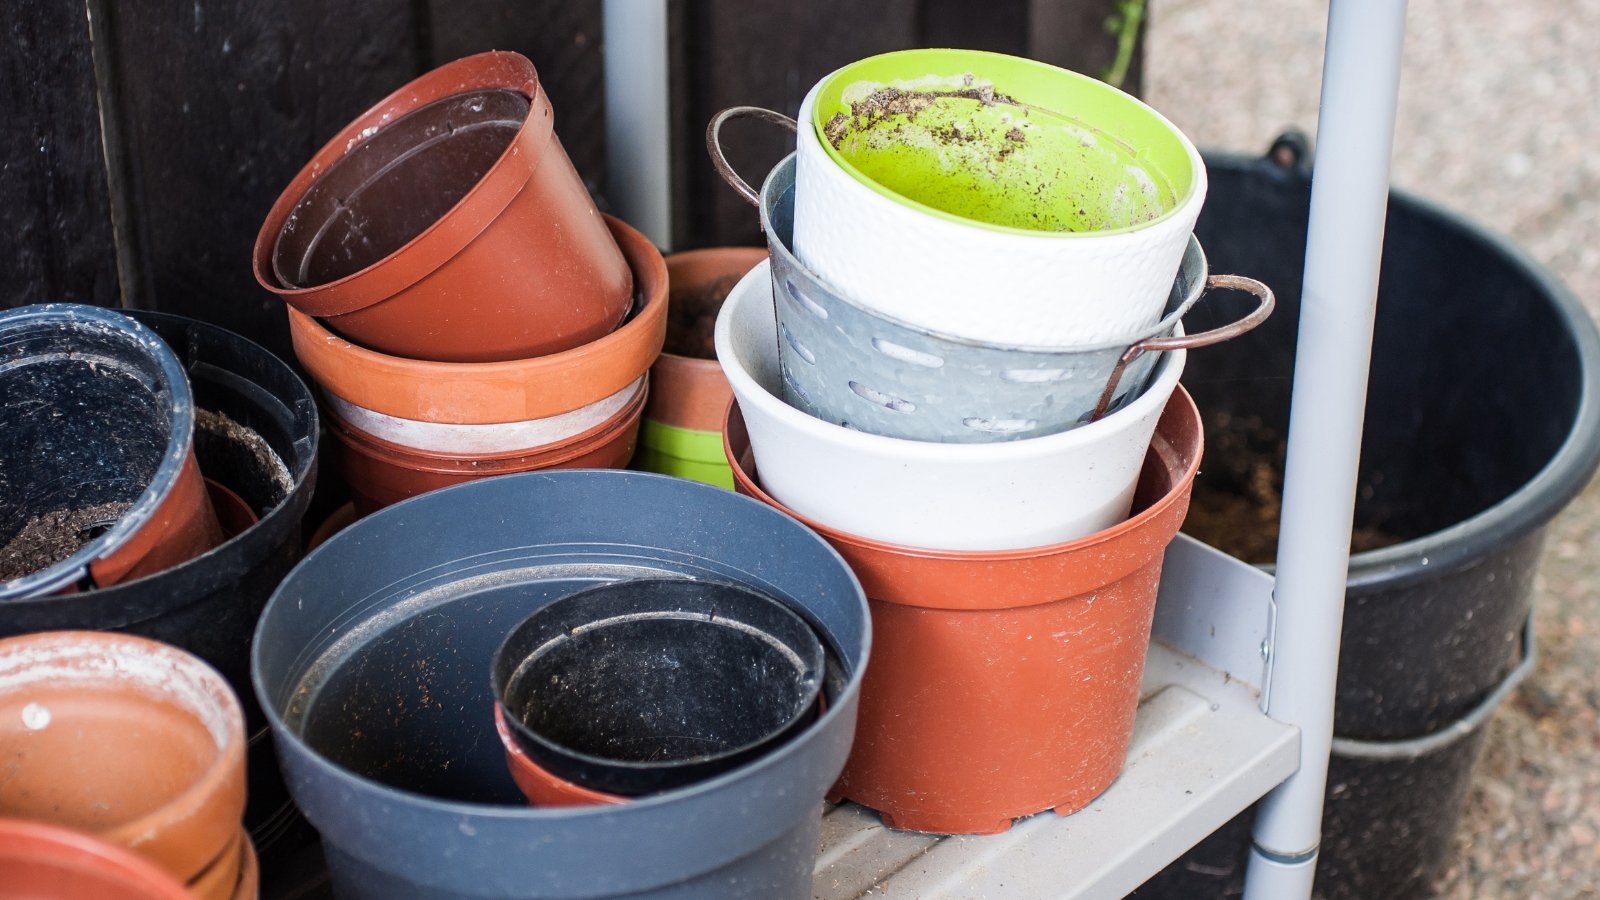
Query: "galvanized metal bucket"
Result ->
[[708, 108, 1275, 443]]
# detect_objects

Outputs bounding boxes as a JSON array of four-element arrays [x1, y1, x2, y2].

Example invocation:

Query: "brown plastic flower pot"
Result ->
[[86, 446, 225, 587], [493, 705, 628, 808], [328, 378, 648, 514], [286, 213, 667, 423], [636, 248, 766, 488], [254, 51, 631, 363], [0, 818, 194, 900], [229, 831, 258, 900], [0, 631, 248, 883], [725, 386, 1203, 835]]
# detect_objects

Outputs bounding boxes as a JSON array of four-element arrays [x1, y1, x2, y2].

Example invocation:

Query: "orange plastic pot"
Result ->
[[493, 705, 628, 808], [0, 631, 248, 882], [725, 387, 1203, 834], [230, 830, 258, 900], [255, 51, 631, 363], [636, 248, 765, 488], [0, 818, 194, 900], [306, 502, 358, 553], [329, 379, 648, 514], [286, 213, 667, 423], [87, 446, 225, 587], [186, 826, 243, 900]]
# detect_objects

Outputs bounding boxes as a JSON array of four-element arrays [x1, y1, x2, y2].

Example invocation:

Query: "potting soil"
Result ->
[[0, 501, 133, 582]]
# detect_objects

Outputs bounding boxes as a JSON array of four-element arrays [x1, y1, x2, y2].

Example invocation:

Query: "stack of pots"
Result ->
[[709, 49, 1274, 834], [253, 470, 870, 898], [254, 51, 666, 518], [0, 631, 257, 899], [0, 305, 321, 872]]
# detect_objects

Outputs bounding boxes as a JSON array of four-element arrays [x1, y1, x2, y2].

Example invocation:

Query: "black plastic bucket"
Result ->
[[493, 577, 826, 797], [1137, 133, 1600, 896], [252, 470, 869, 899], [0, 309, 321, 865]]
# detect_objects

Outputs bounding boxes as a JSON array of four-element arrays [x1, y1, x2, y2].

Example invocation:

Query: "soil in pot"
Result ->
[[0, 502, 135, 582], [664, 271, 744, 360]]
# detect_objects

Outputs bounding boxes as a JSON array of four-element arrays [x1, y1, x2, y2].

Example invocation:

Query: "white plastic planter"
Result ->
[[793, 49, 1205, 348], [714, 262, 1186, 551]]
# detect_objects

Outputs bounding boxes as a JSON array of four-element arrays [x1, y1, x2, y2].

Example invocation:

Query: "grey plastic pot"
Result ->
[[251, 470, 869, 899]]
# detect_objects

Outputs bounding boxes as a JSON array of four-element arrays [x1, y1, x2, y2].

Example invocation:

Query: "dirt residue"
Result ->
[[0, 501, 134, 582], [1182, 414, 1402, 564], [196, 408, 292, 498], [665, 275, 744, 360], [821, 77, 1017, 151]]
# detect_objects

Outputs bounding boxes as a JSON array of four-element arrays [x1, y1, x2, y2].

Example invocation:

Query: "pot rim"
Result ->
[[0, 818, 194, 900], [252, 51, 552, 316], [0, 632, 247, 869], [808, 48, 1205, 240], [0, 305, 198, 600], [493, 705, 627, 806], [285, 214, 668, 424]]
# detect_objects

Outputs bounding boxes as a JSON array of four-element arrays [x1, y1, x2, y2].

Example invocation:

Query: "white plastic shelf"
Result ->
[[811, 535, 1300, 900]]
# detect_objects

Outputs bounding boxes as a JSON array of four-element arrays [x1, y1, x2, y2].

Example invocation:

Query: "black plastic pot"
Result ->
[[1138, 133, 1600, 897], [493, 577, 826, 797], [0, 309, 320, 867], [0, 304, 212, 598], [252, 470, 869, 899]]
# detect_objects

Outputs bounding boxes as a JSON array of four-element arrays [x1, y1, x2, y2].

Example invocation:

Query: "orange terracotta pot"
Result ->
[[725, 387, 1203, 834], [87, 446, 225, 587], [204, 479, 259, 539], [493, 705, 628, 808], [0, 818, 193, 900], [648, 248, 766, 432], [329, 379, 648, 514], [0, 632, 248, 882], [286, 213, 667, 423], [230, 831, 258, 900], [254, 51, 631, 363], [186, 826, 243, 900]]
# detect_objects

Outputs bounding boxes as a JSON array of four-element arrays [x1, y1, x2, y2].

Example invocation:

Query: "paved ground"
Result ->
[[1147, 1, 1600, 896]]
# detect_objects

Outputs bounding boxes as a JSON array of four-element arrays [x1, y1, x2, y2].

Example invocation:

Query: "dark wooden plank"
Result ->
[[1, 0, 121, 309], [99, 0, 422, 354], [428, 0, 608, 196], [675, 0, 923, 249]]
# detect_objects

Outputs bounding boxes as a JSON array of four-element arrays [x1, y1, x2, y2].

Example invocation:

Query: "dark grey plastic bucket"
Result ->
[[251, 469, 869, 899]]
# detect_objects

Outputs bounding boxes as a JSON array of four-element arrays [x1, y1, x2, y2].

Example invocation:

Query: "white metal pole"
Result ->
[[602, 0, 673, 250], [1243, 1, 1408, 898]]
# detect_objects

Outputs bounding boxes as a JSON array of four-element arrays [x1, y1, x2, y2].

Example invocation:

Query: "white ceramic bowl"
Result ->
[[323, 376, 646, 454], [715, 262, 1186, 550], [793, 52, 1205, 348]]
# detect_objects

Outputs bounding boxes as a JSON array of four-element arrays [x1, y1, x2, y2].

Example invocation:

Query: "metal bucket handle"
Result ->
[[707, 106, 797, 209], [708, 105, 1278, 428], [1091, 275, 1277, 420]]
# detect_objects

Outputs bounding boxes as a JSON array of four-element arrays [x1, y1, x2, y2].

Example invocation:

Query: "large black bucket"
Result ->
[[1138, 134, 1600, 898]]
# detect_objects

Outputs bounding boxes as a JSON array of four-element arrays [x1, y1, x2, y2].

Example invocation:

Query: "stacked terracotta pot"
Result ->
[[0, 632, 256, 899], [254, 51, 666, 517]]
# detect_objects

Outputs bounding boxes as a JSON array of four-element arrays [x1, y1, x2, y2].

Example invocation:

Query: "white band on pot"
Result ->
[[324, 376, 646, 454]]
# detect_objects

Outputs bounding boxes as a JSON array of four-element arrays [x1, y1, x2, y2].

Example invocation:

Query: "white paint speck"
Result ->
[[21, 702, 50, 730]]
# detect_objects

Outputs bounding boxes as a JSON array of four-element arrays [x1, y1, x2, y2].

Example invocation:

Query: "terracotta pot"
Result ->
[[286, 213, 667, 423], [186, 827, 243, 900], [254, 51, 631, 363], [0, 632, 248, 882], [635, 247, 765, 488], [725, 386, 1203, 834], [0, 818, 193, 900], [0, 305, 225, 599], [230, 831, 258, 900], [493, 706, 628, 808], [329, 377, 647, 513], [204, 479, 259, 539]]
